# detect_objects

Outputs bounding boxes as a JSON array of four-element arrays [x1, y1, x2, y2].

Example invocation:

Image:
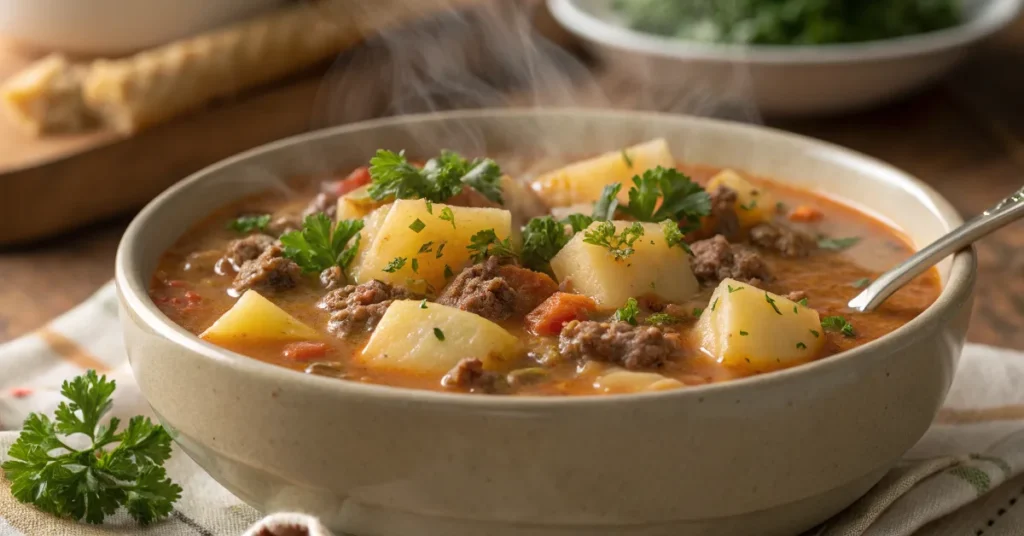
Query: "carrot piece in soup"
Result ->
[[526, 292, 596, 336], [283, 341, 330, 361], [788, 205, 823, 222], [331, 166, 371, 197]]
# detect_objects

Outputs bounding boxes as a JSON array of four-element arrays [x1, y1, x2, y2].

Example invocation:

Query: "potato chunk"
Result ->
[[594, 370, 684, 394], [549, 221, 699, 309], [531, 138, 675, 206], [697, 278, 823, 369], [706, 170, 775, 228], [200, 290, 319, 344], [361, 300, 521, 374], [349, 199, 513, 293], [335, 185, 383, 221]]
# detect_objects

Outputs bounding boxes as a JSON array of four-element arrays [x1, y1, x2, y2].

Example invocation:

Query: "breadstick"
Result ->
[[82, 0, 480, 134], [0, 54, 95, 135]]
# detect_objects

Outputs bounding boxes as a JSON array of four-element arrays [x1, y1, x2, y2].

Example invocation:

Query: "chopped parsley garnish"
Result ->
[[710, 297, 719, 311], [411, 258, 419, 273], [521, 216, 571, 272], [621, 150, 633, 168], [661, 219, 692, 254], [1, 371, 181, 525], [793, 305, 799, 314], [809, 329, 820, 338], [739, 199, 757, 211], [443, 265, 454, 279], [646, 313, 681, 325], [409, 218, 426, 233], [818, 236, 861, 251], [622, 167, 711, 230], [436, 241, 447, 258], [418, 241, 434, 254], [565, 213, 595, 233], [419, 299, 428, 309], [382, 257, 407, 273], [439, 207, 456, 229], [727, 284, 743, 293], [467, 229, 516, 263], [425, 199, 433, 214], [693, 307, 704, 318], [433, 327, 445, 341], [852, 277, 872, 289], [765, 292, 782, 315], [739, 330, 749, 336], [227, 214, 271, 233], [592, 183, 622, 221], [798, 297, 809, 307], [614, 297, 640, 325], [583, 221, 644, 260], [280, 214, 364, 273], [796, 342, 807, 350], [822, 316, 856, 337], [367, 149, 503, 204]]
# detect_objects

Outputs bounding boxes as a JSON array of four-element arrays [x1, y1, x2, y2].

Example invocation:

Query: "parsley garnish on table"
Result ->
[[367, 149, 503, 204], [279, 213, 363, 273], [1, 371, 181, 525]]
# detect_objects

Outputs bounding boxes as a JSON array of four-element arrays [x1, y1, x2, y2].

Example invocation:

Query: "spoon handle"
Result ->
[[848, 185, 1024, 312]]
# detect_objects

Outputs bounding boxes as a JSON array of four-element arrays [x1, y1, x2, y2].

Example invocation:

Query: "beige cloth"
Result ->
[[2, 282, 1024, 535]]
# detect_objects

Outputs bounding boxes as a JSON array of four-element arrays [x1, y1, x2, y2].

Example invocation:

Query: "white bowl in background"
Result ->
[[547, 0, 1023, 117], [0, 0, 284, 55]]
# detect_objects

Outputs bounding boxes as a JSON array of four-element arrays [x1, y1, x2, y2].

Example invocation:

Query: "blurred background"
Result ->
[[0, 0, 1021, 347]]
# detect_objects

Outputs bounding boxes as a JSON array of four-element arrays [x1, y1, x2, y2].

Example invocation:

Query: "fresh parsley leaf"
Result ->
[[409, 219, 426, 233], [425, 199, 433, 214], [739, 330, 749, 336], [796, 342, 807, 349], [614, 297, 640, 325], [521, 216, 570, 272], [765, 292, 782, 315], [592, 183, 622, 221], [418, 241, 434, 254], [280, 214, 364, 273], [227, 214, 271, 234], [739, 199, 757, 211], [661, 220, 692, 255], [798, 297, 809, 307], [436, 241, 447, 258], [411, 258, 419, 273], [622, 167, 710, 230], [727, 284, 744, 293], [710, 297, 719, 311], [1, 371, 181, 525], [439, 207, 456, 229], [433, 327, 445, 341], [809, 329, 820, 338], [646, 313, 680, 325], [419, 299, 428, 309], [818, 236, 861, 250], [852, 277, 871, 289], [621, 150, 633, 168], [467, 229, 516, 263], [582, 221, 644, 260], [367, 149, 504, 204], [443, 265, 454, 279], [382, 257, 407, 273], [564, 213, 595, 233], [693, 307, 704, 318], [822, 316, 856, 337]]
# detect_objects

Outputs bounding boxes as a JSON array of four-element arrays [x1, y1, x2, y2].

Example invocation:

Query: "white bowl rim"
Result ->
[[547, 0, 1023, 64], [116, 107, 976, 409]]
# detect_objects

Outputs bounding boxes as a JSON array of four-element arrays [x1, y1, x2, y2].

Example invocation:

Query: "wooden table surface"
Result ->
[[2, 15, 1023, 348]]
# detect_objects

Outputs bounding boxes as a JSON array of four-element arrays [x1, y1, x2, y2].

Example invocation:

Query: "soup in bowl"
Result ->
[[116, 109, 974, 535]]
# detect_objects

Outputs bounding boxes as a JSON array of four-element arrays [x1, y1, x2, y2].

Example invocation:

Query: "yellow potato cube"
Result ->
[[349, 200, 513, 293], [549, 220, 699, 309], [531, 138, 675, 207], [335, 185, 383, 221], [706, 169, 775, 228], [200, 290, 319, 344], [361, 300, 522, 374], [696, 278, 824, 369]]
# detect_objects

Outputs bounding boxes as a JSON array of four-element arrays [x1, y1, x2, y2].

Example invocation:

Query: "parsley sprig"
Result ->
[[583, 221, 645, 260], [2, 371, 181, 525], [622, 167, 711, 229], [614, 297, 640, 325], [822, 316, 856, 337], [467, 229, 516, 263], [367, 149, 503, 204], [227, 214, 271, 234], [279, 214, 363, 273], [520, 216, 571, 272]]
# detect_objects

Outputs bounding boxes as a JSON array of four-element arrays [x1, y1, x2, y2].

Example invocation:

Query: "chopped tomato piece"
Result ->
[[330, 166, 371, 196], [184, 291, 202, 304], [788, 205, 823, 222], [526, 292, 597, 336], [283, 341, 330, 361]]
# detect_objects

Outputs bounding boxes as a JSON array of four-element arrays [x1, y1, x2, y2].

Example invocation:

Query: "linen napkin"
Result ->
[[2, 282, 1024, 536]]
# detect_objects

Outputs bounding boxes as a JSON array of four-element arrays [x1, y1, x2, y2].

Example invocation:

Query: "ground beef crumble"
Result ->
[[319, 280, 416, 336], [749, 222, 816, 257], [220, 234, 276, 272], [232, 244, 303, 293], [558, 320, 678, 370], [441, 358, 501, 393], [690, 235, 771, 285], [320, 266, 345, 290], [687, 186, 741, 242], [438, 256, 558, 321]]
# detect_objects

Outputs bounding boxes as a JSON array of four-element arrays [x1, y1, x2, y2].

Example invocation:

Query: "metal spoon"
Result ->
[[848, 184, 1024, 313]]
